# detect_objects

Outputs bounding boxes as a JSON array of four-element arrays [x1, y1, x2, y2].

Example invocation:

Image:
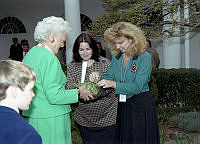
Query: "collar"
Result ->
[[0, 102, 19, 113], [115, 52, 138, 60], [37, 43, 54, 54]]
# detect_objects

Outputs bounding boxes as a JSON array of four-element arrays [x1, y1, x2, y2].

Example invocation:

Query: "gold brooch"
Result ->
[[131, 64, 137, 72]]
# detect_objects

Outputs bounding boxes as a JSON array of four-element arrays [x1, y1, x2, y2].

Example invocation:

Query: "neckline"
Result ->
[[37, 43, 54, 54], [83, 59, 95, 68], [122, 54, 131, 68], [0, 103, 19, 113]]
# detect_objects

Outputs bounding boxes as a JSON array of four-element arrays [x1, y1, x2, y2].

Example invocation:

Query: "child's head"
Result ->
[[0, 60, 36, 110]]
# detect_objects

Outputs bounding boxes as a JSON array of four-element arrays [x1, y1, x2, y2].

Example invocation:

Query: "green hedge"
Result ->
[[157, 106, 200, 123], [149, 68, 200, 107], [169, 111, 200, 132]]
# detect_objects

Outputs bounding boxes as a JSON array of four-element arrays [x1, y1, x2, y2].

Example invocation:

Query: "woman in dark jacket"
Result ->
[[66, 33, 118, 144]]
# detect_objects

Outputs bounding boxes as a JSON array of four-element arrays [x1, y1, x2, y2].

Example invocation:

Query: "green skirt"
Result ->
[[26, 113, 72, 144]]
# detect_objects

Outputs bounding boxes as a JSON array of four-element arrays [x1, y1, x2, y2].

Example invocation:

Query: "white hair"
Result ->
[[34, 16, 71, 43]]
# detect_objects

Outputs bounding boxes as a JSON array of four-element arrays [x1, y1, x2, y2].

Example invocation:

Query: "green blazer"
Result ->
[[22, 46, 78, 118], [102, 51, 152, 99]]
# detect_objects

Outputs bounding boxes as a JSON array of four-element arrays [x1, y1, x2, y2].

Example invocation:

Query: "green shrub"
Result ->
[[149, 72, 159, 103], [157, 106, 200, 123], [150, 68, 200, 107], [61, 63, 67, 75], [174, 132, 200, 144], [169, 112, 200, 132], [71, 111, 82, 144]]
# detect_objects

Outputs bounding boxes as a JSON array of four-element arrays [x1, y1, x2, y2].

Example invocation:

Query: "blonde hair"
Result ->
[[104, 22, 146, 57], [0, 60, 36, 101]]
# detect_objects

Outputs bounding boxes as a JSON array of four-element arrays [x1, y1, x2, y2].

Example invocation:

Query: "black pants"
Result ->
[[79, 124, 117, 144]]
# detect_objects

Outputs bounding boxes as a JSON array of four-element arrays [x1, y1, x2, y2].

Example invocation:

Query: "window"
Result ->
[[0, 17, 26, 34], [81, 14, 92, 32]]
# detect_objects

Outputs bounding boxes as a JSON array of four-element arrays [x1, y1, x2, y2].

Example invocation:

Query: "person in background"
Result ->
[[22, 43, 30, 58], [66, 33, 118, 144], [22, 16, 93, 144], [90, 22, 160, 144], [146, 39, 160, 68], [9, 37, 23, 61], [0, 60, 42, 144], [146, 39, 152, 50], [21, 39, 28, 47], [96, 41, 107, 58]]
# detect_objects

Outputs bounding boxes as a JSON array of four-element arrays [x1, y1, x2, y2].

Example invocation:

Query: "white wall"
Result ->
[[190, 30, 200, 69], [0, 0, 64, 60]]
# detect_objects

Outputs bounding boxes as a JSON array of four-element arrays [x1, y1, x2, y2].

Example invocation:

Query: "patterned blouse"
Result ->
[[66, 57, 118, 127]]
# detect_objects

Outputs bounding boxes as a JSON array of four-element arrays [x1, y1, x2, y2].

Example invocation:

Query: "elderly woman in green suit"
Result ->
[[90, 22, 160, 144], [22, 16, 93, 144]]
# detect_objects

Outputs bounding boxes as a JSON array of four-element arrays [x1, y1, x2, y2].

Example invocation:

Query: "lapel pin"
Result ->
[[131, 64, 137, 72]]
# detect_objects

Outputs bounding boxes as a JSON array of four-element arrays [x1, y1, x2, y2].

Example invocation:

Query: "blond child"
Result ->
[[0, 60, 42, 144]]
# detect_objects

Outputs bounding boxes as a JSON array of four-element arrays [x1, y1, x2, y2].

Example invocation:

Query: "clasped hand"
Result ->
[[79, 86, 94, 101], [98, 79, 116, 88], [89, 72, 116, 89]]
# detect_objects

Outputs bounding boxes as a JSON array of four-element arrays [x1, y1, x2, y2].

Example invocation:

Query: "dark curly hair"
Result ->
[[73, 33, 99, 62]]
